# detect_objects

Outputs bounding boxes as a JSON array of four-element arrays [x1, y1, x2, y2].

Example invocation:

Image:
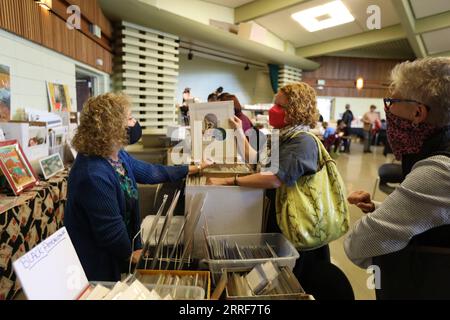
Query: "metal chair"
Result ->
[[372, 163, 404, 199]]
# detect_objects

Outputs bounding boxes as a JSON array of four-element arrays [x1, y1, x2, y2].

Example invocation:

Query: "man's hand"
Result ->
[[348, 191, 376, 213]]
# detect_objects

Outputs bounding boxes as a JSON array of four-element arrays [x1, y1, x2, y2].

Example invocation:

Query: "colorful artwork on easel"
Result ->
[[0, 141, 38, 195], [0, 64, 11, 122]]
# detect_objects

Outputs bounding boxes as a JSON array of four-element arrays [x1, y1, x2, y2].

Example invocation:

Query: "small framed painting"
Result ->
[[39, 153, 65, 180], [47, 82, 72, 112], [0, 140, 39, 195]]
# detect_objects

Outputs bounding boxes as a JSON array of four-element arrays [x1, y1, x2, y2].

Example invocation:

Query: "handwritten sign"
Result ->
[[13, 227, 89, 300]]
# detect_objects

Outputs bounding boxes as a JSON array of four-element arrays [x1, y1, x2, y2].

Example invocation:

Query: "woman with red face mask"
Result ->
[[208, 83, 337, 296], [345, 58, 450, 299]]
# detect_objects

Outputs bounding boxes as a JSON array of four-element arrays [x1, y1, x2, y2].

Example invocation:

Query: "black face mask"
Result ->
[[127, 122, 142, 145]]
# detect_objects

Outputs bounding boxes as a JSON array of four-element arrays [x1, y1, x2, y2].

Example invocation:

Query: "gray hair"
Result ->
[[390, 57, 450, 126]]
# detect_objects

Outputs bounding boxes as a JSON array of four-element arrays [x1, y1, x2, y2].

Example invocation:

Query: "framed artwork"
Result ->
[[189, 101, 234, 133], [47, 82, 72, 112], [0, 140, 39, 195], [189, 101, 235, 163], [28, 126, 47, 148], [0, 64, 11, 121], [39, 153, 64, 180]]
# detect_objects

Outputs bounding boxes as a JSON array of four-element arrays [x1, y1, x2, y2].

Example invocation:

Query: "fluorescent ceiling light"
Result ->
[[291, 0, 355, 32]]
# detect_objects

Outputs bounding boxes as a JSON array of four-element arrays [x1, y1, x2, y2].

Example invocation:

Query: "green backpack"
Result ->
[[276, 131, 350, 251]]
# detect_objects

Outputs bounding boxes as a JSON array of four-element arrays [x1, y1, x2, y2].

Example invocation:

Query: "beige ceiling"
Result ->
[[422, 27, 450, 55], [255, 0, 400, 47], [332, 39, 415, 60], [101, 0, 450, 62], [202, 0, 254, 8], [410, 0, 450, 18]]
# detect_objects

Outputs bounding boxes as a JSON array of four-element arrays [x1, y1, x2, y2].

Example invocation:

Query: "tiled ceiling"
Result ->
[[410, 0, 450, 19], [202, 0, 254, 8], [330, 39, 416, 59], [255, 0, 400, 47], [422, 27, 450, 54]]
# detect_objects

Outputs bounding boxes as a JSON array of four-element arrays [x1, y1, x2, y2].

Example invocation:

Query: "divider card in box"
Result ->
[[12, 227, 89, 300], [189, 101, 236, 164]]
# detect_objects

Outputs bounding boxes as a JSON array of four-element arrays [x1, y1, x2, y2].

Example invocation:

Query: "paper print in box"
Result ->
[[0, 140, 39, 195], [189, 101, 235, 163]]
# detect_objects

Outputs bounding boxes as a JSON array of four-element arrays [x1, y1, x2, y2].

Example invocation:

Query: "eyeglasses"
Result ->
[[383, 98, 430, 111]]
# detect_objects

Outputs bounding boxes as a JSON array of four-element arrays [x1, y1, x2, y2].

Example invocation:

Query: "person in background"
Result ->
[[334, 120, 346, 153], [322, 121, 336, 152], [207, 86, 223, 102], [218, 93, 253, 134], [377, 119, 388, 147], [207, 83, 334, 297], [207, 93, 218, 102], [322, 122, 336, 140], [65, 93, 209, 282], [342, 104, 354, 153], [319, 114, 324, 122], [345, 57, 450, 299], [362, 105, 379, 153]]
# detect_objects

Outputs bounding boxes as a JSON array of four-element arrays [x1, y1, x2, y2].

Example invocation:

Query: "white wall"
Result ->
[[0, 29, 109, 117], [177, 53, 274, 105], [332, 97, 386, 122]]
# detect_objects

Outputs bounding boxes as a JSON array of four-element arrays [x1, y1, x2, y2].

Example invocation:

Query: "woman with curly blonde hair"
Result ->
[[208, 83, 334, 295], [65, 93, 208, 282]]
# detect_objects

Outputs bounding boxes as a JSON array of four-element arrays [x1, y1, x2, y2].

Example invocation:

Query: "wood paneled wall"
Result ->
[[302, 56, 407, 98], [0, 0, 113, 74]]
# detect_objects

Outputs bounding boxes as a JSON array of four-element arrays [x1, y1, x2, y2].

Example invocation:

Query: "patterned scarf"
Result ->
[[279, 125, 310, 143], [260, 125, 310, 168], [386, 109, 440, 160]]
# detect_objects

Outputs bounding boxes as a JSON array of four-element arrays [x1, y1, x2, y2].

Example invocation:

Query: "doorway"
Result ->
[[75, 66, 109, 112]]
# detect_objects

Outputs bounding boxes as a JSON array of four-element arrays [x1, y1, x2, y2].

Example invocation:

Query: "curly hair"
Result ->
[[390, 57, 450, 126], [279, 82, 319, 129], [72, 93, 130, 158]]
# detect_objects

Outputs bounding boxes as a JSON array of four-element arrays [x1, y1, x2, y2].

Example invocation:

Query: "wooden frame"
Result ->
[[0, 140, 39, 195]]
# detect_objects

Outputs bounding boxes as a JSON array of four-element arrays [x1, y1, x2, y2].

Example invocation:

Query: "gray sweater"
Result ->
[[344, 155, 450, 268]]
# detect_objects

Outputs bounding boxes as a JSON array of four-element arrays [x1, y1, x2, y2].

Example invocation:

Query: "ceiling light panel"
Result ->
[[291, 0, 355, 32]]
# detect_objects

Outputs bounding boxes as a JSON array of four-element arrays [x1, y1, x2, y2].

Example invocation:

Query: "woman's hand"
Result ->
[[188, 158, 214, 175], [131, 249, 143, 264], [206, 177, 232, 186], [348, 191, 375, 213], [229, 116, 243, 131]]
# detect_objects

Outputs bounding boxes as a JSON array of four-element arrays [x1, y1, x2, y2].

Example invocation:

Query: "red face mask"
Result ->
[[269, 104, 287, 129]]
